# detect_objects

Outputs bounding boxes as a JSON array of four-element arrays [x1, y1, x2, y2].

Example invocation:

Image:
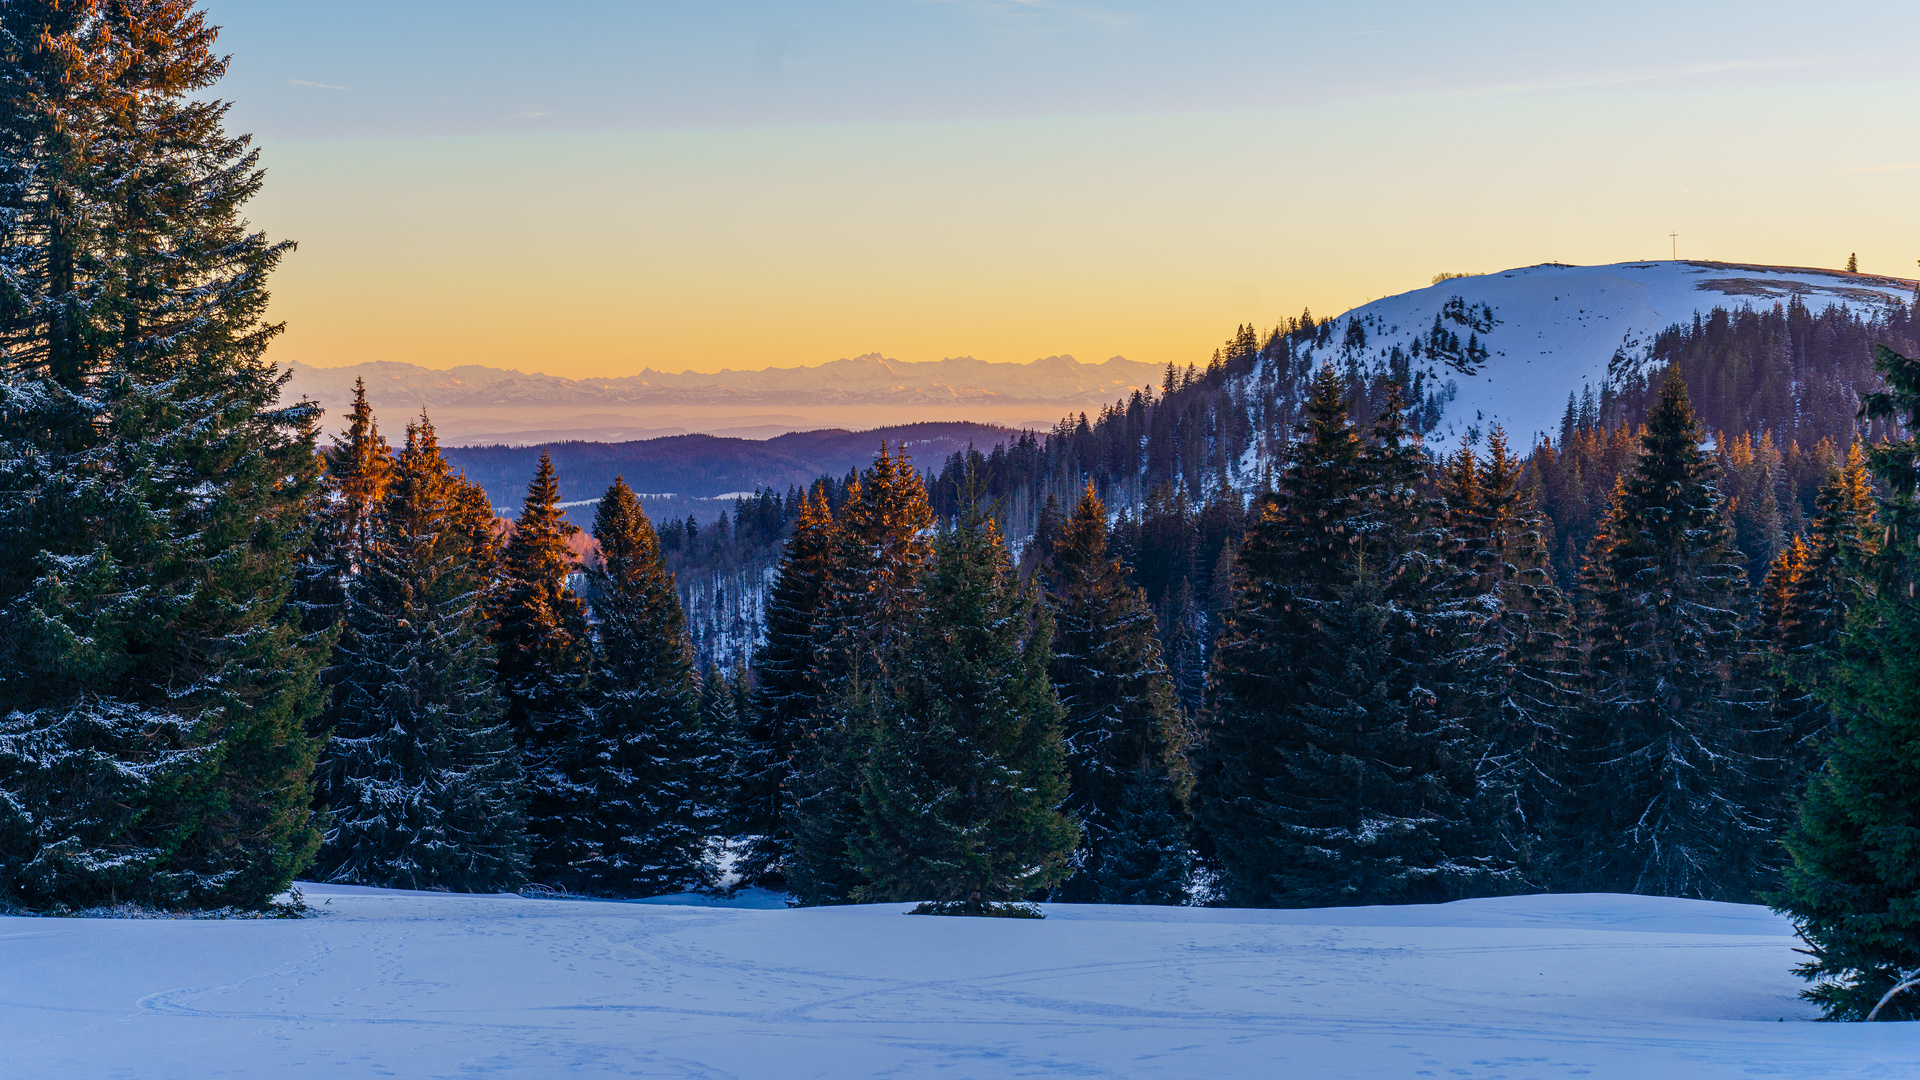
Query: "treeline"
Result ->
[[1532, 298, 1919, 581], [715, 360, 1881, 916], [301, 388, 720, 896], [731, 449, 1191, 909], [662, 312, 1483, 673], [721, 353, 1920, 1019]]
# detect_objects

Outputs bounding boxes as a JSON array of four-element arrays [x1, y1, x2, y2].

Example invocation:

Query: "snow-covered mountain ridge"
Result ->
[[1288, 260, 1918, 452]]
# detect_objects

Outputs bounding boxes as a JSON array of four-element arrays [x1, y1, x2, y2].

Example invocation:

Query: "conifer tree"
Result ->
[[1199, 366, 1363, 907], [737, 489, 840, 887], [1442, 428, 1576, 882], [1161, 581, 1207, 717], [1779, 347, 1920, 1020], [1044, 483, 1191, 904], [492, 449, 593, 884], [312, 416, 525, 892], [1197, 370, 1500, 908], [1755, 533, 1813, 824], [1774, 444, 1876, 770], [701, 662, 758, 854], [327, 379, 394, 561], [573, 478, 715, 896], [852, 500, 1078, 912], [449, 470, 502, 587], [298, 378, 391, 633], [787, 448, 933, 905], [1759, 536, 1810, 641], [1721, 432, 1787, 582], [1026, 492, 1064, 573], [1568, 368, 1765, 900], [825, 446, 935, 679], [0, 0, 330, 909]]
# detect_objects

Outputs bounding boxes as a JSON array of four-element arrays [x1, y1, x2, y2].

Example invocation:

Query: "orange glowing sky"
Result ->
[[214, 1, 1920, 379]]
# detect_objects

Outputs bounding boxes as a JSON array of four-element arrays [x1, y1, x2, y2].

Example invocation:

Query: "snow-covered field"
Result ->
[[3, 888, 1915, 1078]]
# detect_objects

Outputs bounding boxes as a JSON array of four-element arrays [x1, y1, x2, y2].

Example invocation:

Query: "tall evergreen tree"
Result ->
[[1773, 443, 1876, 773], [574, 478, 715, 896], [1199, 366, 1364, 907], [1779, 347, 1920, 1020], [1442, 428, 1576, 882], [312, 416, 525, 892], [492, 449, 593, 884], [699, 661, 757, 863], [448, 468, 502, 589], [1044, 482, 1191, 904], [737, 488, 841, 887], [1567, 368, 1765, 900], [787, 448, 933, 905], [1198, 370, 1500, 908], [0, 0, 329, 909], [326, 379, 393, 562], [297, 378, 390, 635], [852, 500, 1078, 912], [1759, 536, 1809, 641]]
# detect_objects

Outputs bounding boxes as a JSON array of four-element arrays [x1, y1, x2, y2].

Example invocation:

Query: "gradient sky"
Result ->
[[208, 0, 1920, 378]]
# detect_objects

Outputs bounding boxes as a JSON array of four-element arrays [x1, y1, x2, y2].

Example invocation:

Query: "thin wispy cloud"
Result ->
[[286, 78, 347, 90], [511, 106, 554, 120], [1441, 55, 1837, 101]]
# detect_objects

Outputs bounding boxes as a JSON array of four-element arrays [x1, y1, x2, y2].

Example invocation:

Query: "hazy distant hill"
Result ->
[[445, 421, 1021, 524], [286, 353, 1161, 445], [1298, 260, 1918, 452]]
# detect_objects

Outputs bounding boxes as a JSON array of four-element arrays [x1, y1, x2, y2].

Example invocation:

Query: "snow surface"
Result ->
[[1297, 261, 1919, 453], [3, 887, 1916, 1078]]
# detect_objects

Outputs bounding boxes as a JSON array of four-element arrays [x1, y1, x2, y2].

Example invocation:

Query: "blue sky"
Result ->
[[217, 1, 1917, 136], [205, 1, 1920, 376]]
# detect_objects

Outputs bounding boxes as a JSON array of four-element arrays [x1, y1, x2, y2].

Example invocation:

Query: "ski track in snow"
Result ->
[[2, 888, 1917, 1078]]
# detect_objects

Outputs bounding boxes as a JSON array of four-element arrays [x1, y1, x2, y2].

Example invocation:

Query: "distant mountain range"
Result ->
[[443, 421, 1023, 525], [285, 353, 1162, 445]]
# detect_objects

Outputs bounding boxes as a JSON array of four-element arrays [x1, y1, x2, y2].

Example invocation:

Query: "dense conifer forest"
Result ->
[[10, 0, 1920, 1025]]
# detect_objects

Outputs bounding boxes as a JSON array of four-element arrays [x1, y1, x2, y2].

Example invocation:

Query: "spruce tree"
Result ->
[[1044, 482, 1191, 904], [298, 378, 390, 635], [1443, 428, 1576, 883], [1778, 347, 1920, 1019], [448, 469, 502, 587], [737, 488, 840, 888], [787, 448, 933, 905], [0, 0, 329, 909], [492, 449, 593, 884], [312, 416, 525, 892], [1197, 370, 1499, 908], [327, 379, 394, 562], [1568, 368, 1765, 900], [700, 661, 758, 862], [852, 501, 1078, 912], [1774, 443, 1876, 771], [575, 478, 715, 896], [1344, 380, 1505, 900], [1759, 536, 1809, 642], [1199, 366, 1364, 907]]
